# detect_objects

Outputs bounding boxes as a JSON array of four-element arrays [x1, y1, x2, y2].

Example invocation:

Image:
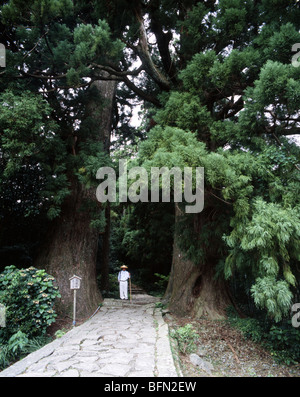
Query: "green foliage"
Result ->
[[155, 301, 167, 309], [139, 125, 206, 172], [154, 273, 169, 295], [0, 265, 57, 368], [155, 92, 213, 135], [136, 0, 300, 319], [6, 330, 29, 355], [2, 0, 74, 26], [177, 2, 211, 59], [266, 324, 300, 365], [0, 331, 27, 370], [263, 23, 300, 64], [73, 19, 124, 64], [251, 277, 293, 322], [0, 91, 63, 175], [76, 140, 112, 187], [171, 324, 198, 354], [137, 103, 300, 321], [97, 273, 119, 299], [227, 308, 300, 365], [0, 332, 51, 370], [54, 329, 67, 339], [0, 266, 61, 341], [227, 311, 264, 343], [110, 201, 174, 288], [0, 90, 69, 220], [224, 198, 300, 322], [179, 51, 217, 97], [1, 0, 300, 329]]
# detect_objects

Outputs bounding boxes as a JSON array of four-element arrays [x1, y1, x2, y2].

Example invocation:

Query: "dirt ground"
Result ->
[[166, 314, 300, 377]]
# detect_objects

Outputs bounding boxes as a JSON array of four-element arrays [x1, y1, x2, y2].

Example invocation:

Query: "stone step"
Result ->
[[130, 284, 147, 295], [102, 296, 160, 307], [131, 289, 145, 294]]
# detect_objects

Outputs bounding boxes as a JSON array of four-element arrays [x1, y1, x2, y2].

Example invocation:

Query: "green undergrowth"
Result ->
[[227, 307, 300, 365]]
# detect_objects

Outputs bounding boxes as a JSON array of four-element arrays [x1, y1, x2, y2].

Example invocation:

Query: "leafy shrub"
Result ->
[[227, 312, 265, 343], [0, 331, 51, 370], [6, 330, 29, 354], [171, 324, 198, 354], [54, 329, 68, 339], [155, 301, 167, 309], [0, 265, 61, 341], [97, 273, 119, 299], [0, 331, 28, 369], [265, 323, 300, 365], [154, 273, 169, 295], [227, 307, 300, 365]]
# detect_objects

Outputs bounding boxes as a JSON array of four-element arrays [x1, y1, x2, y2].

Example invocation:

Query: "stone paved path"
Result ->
[[0, 296, 179, 377]]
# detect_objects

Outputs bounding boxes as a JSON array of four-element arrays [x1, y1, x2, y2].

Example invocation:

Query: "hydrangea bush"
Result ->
[[0, 265, 61, 341]]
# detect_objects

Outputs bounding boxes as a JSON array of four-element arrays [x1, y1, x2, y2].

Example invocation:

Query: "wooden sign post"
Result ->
[[69, 275, 82, 326]]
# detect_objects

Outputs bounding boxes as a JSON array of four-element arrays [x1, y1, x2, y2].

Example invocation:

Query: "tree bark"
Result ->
[[35, 179, 101, 318], [100, 203, 111, 292], [35, 78, 116, 318], [134, 3, 171, 91], [89, 77, 117, 292], [164, 204, 232, 320], [88, 77, 117, 152]]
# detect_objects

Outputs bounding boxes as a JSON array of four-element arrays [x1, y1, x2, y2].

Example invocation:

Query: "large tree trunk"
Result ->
[[99, 203, 110, 291], [35, 78, 116, 318], [88, 78, 117, 153], [35, 179, 101, 318], [164, 204, 232, 320], [89, 77, 117, 291]]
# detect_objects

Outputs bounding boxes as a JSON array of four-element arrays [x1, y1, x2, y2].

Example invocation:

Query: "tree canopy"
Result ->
[[0, 0, 300, 324]]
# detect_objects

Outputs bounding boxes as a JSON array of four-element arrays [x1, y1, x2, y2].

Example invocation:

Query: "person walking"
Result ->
[[118, 265, 130, 300]]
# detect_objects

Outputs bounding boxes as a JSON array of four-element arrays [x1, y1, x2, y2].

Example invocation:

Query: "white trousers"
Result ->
[[119, 280, 128, 299]]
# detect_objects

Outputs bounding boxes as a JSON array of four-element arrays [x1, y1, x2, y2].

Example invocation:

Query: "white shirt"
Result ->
[[118, 270, 130, 281]]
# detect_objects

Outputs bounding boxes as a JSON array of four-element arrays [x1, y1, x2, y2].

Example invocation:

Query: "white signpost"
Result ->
[[69, 275, 82, 326]]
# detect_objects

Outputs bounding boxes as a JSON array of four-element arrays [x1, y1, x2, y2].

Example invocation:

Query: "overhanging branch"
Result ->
[[134, 4, 171, 91]]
